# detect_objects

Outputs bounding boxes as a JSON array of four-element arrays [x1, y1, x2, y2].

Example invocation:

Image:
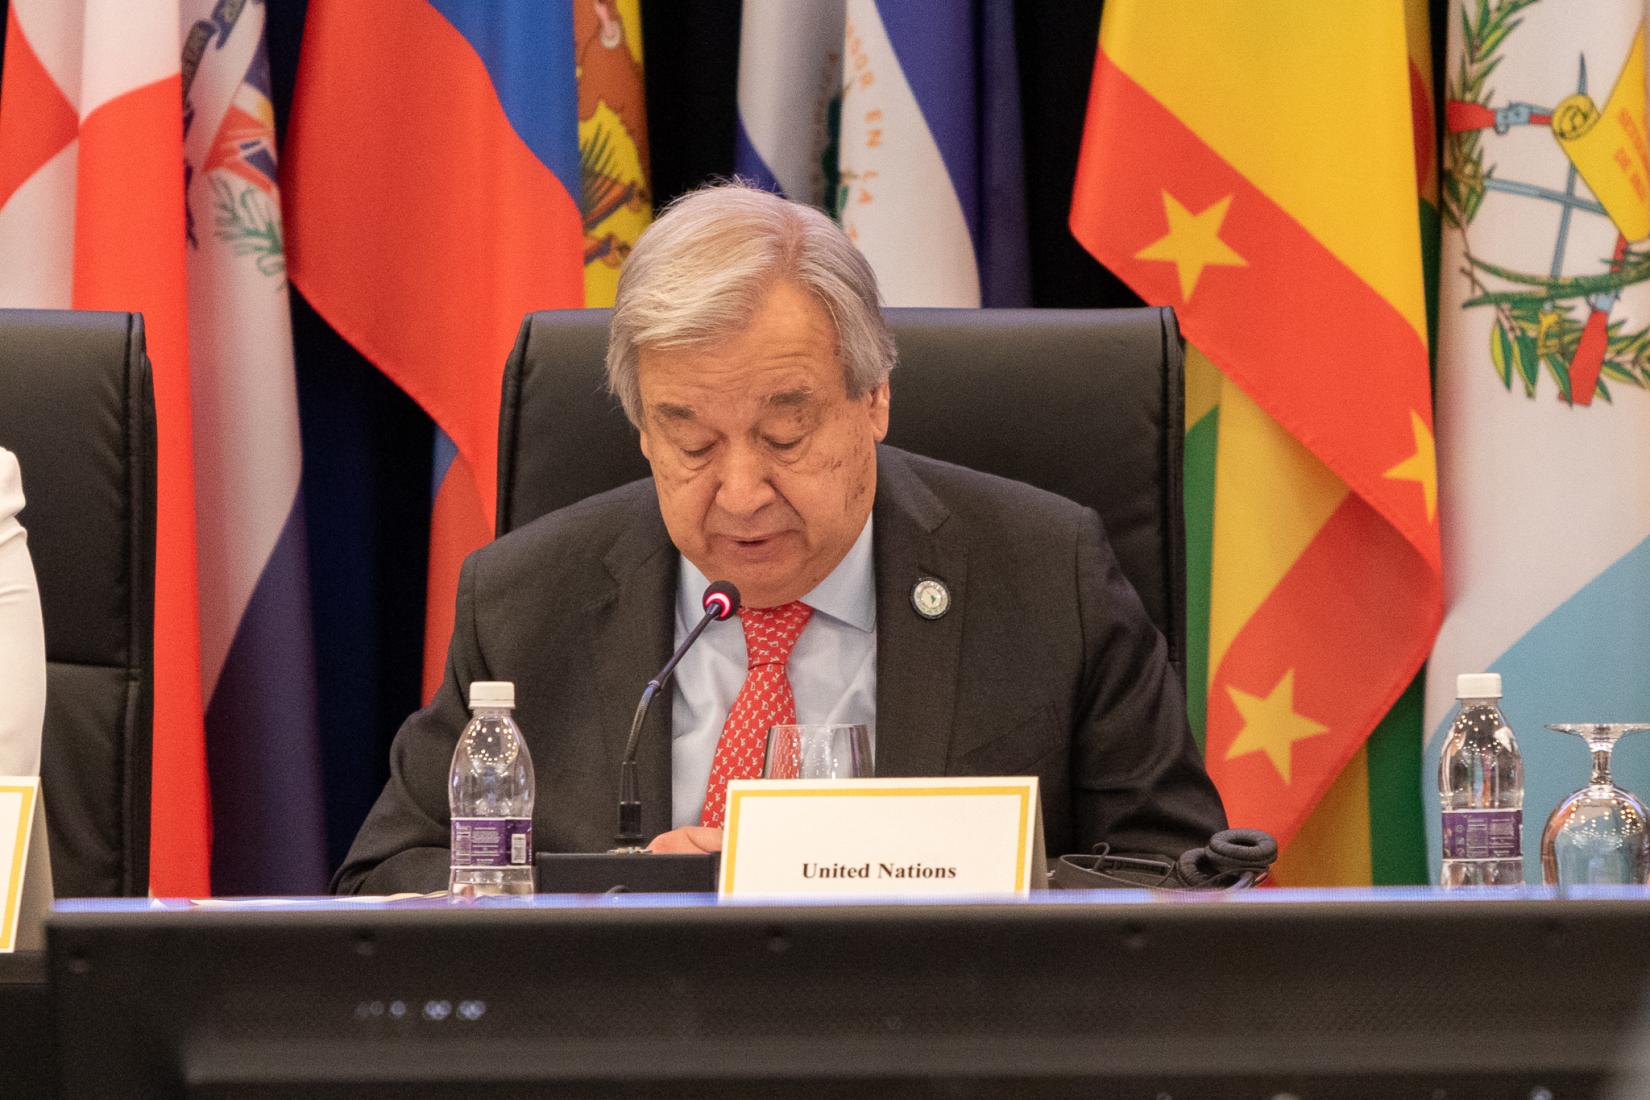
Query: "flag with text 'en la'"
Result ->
[[0, 0, 212, 895], [284, 0, 586, 701], [1070, 1, 1443, 857], [1426, 0, 1650, 882], [736, 0, 1028, 306]]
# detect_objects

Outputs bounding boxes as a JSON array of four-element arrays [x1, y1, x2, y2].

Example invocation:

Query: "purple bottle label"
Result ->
[[1441, 809, 1522, 860], [451, 817, 533, 867]]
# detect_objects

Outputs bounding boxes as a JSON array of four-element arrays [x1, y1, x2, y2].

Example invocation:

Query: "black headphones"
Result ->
[[1050, 829, 1278, 890]]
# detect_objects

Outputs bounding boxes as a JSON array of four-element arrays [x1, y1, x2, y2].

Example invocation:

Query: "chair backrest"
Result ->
[[497, 307, 1187, 682], [0, 309, 154, 896]]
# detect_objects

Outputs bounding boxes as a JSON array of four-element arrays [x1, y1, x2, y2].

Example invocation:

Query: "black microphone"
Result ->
[[614, 580, 740, 849]]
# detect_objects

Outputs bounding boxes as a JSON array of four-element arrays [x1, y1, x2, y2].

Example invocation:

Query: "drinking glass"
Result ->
[[763, 724, 874, 780], [1540, 723, 1650, 886]]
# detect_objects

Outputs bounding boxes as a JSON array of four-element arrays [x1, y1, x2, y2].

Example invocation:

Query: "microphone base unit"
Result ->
[[534, 851, 719, 895]]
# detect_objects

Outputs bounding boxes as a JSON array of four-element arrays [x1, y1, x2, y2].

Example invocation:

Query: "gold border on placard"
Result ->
[[722, 783, 1034, 894], [0, 783, 37, 947]]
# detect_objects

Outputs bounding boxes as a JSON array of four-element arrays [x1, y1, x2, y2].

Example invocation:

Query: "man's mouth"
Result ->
[[718, 532, 790, 553]]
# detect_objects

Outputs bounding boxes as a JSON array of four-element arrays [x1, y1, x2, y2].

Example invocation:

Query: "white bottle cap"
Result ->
[[468, 680, 515, 709], [1456, 673, 1501, 700]]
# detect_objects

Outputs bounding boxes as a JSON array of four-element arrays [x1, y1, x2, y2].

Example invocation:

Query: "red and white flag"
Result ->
[[0, 0, 209, 895]]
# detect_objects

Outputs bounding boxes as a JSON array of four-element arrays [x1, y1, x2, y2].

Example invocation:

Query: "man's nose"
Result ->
[[713, 440, 778, 517]]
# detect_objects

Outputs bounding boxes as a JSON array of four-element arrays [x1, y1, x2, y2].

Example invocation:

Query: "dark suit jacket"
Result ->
[[334, 446, 1226, 893]]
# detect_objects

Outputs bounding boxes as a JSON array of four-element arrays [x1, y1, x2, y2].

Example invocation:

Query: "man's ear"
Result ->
[[866, 381, 891, 442]]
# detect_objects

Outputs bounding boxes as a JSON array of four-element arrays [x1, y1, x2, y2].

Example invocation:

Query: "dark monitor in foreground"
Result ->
[[47, 891, 1650, 1098]]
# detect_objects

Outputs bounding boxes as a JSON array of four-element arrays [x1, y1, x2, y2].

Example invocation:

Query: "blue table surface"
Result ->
[[52, 882, 1650, 914]]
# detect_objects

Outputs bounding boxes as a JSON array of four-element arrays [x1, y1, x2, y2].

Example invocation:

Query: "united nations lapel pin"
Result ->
[[910, 577, 951, 620]]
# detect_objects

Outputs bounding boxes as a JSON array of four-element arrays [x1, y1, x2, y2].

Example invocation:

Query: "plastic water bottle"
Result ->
[[1439, 673, 1524, 886], [449, 681, 536, 898]]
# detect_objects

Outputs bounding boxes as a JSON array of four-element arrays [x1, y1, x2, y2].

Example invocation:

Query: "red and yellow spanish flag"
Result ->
[[1070, 2, 1444, 859]]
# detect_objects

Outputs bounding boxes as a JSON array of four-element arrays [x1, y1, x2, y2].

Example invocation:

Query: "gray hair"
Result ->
[[605, 182, 897, 424]]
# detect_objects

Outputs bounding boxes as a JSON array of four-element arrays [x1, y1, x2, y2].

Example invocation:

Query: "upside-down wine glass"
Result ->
[[763, 724, 874, 780], [1539, 724, 1650, 886]]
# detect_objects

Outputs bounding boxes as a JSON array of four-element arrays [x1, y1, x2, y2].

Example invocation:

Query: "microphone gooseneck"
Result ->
[[614, 581, 741, 849]]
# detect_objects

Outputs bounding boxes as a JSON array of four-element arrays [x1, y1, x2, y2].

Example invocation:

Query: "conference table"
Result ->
[[7, 885, 1650, 1097]]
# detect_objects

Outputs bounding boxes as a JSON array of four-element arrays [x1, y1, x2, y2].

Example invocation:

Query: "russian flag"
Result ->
[[283, 1, 585, 702], [736, 0, 1028, 307]]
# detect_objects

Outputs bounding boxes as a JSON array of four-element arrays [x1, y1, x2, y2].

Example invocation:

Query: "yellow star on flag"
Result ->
[[1382, 409, 1438, 522], [1224, 669, 1329, 785], [1134, 191, 1246, 301]]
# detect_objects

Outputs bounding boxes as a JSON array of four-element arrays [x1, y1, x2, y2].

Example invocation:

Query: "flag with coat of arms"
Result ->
[[1425, 0, 1650, 880], [736, 0, 1028, 307], [179, 0, 326, 894]]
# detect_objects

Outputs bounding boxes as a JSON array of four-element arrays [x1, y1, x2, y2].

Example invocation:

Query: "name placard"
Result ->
[[0, 778, 52, 952], [719, 777, 1045, 898]]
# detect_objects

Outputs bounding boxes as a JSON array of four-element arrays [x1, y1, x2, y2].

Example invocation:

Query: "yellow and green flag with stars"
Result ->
[[1070, 0, 1444, 878]]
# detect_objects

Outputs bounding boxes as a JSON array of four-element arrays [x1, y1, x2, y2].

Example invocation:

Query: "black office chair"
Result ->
[[0, 308, 155, 897], [496, 306, 1187, 684]]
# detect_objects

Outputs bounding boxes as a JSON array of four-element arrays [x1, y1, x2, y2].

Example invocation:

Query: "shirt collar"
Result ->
[[676, 516, 876, 634]]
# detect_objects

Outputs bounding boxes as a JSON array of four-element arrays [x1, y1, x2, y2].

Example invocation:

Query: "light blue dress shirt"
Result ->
[[670, 518, 877, 827]]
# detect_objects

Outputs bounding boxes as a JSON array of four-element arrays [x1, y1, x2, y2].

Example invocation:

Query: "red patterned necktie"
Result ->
[[699, 600, 814, 827]]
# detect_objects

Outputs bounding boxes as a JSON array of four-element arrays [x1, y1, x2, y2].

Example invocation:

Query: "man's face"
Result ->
[[636, 280, 890, 609]]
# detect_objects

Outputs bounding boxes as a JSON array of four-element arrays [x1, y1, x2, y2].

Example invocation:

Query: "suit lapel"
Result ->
[[580, 450, 967, 831], [872, 447, 967, 778], [589, 496, 679, 839]]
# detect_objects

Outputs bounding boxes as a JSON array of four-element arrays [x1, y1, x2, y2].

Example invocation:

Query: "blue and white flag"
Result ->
[[1426, 0, 1650, 881], [735, 0, 845, 208], [736, 0, 1028, 307], [182, 0, 327, 893]]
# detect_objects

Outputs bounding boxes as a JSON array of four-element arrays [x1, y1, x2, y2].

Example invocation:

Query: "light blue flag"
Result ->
[[1425, 0, 1650, 883]]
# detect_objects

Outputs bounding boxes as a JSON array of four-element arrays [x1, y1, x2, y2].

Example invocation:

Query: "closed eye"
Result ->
[[766, 437, 803, 452]]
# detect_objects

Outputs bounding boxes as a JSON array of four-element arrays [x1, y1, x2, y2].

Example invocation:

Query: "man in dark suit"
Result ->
[[335, 184, 1225, 894]]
